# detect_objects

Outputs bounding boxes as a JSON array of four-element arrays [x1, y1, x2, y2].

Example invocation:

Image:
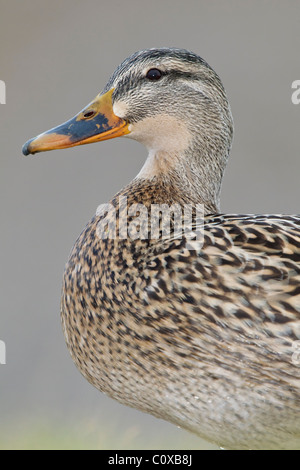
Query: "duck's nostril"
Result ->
[[83, 110, 96, 119]]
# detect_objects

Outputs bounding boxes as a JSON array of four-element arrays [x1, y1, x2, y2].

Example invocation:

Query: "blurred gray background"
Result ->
[[0, 0, 299, 449]]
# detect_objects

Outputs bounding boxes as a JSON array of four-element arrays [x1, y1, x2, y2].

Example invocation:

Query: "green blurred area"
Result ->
[[0, 417, 218, 450]]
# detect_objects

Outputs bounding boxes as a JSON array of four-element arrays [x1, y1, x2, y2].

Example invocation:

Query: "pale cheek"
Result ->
[[113, 101, 129, 119], [127, 114, 192, 153]]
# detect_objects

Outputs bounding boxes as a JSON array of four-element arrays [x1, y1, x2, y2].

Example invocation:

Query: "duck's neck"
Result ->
[[133, 146, 227, 214]]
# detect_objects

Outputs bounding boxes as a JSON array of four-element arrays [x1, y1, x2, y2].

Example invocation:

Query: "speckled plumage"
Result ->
[[61, 178, 300, 450], [24, 48, 300, 449]]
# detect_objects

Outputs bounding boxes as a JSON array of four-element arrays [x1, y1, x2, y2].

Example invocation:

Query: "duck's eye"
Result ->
[[146, 68, 163, 81]]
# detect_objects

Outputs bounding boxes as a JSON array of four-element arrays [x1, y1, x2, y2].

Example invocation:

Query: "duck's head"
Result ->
[[23, 48, 233, 211]]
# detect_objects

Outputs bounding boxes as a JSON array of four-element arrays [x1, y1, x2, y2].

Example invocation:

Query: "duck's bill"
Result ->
[[22, 89, 130, 156]]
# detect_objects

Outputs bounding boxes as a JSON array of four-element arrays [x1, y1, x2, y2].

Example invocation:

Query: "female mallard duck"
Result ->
[[23, 48, 300, 450]]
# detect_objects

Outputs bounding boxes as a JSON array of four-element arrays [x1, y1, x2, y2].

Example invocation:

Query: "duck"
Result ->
[[22, 48, 300, 450]]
